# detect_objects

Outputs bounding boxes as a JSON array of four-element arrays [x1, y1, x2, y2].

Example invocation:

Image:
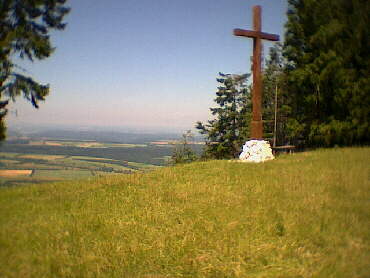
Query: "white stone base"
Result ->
[[239, 140, 274, 163]]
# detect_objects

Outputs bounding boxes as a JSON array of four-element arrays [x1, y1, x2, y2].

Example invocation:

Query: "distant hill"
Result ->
[[0, 148, 369, 277], [7, 127, 205, 144], [8, 128, 181, 144]]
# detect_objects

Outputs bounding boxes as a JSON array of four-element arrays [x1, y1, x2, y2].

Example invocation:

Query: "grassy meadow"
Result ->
[[0, 148, 369, 277]]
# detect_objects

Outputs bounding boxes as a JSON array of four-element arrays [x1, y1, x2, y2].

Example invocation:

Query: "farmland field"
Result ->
[[0, 132, 203, 186], [29, 140, 148, 148], [0, 151, 155, 186]]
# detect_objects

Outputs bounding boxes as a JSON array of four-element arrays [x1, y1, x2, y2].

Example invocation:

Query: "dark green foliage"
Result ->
[[196, 73, 251, 159], [263, 44, 301, 146], [0, 0, 70, 140], [170, 130, 198, 165], [284, 0, 370, 146]]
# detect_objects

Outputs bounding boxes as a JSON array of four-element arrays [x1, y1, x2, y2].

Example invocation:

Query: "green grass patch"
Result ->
[[70, 156, 119, 161], [0, 153, 133, 172], [58, 157, 133, 172], [0, 152, 21, 158], [0, 176, 63, 187], [9, 162, 65, 170], [32, 169, 94, 179], [0, 148, 369, 277], [127, 161, 161, 170], [0, 159, 20, 165]]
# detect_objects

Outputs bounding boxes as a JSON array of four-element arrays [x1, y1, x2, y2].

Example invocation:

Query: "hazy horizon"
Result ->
[[7, 121, 191, 135]]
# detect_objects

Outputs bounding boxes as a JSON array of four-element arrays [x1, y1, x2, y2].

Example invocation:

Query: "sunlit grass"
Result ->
[[0, 148, 369, 277]]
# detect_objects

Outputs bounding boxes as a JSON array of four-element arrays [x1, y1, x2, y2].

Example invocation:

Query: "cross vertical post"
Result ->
[[233, 5, 279, 139], [252, 6, 262, 139]]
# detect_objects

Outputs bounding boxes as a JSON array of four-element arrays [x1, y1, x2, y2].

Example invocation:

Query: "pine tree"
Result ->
[[0, 0, 70, 141], [284, 0, 369, 146], [196, 73, 251, 159]]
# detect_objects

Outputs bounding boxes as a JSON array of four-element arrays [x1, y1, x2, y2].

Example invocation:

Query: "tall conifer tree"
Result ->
[[284, 0, 369, 146], [196, 73, 251, 159]]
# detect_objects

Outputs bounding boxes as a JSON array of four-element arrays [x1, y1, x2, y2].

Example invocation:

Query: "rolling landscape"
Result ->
[[0, 0, 369, 277], [0, 128, 204, 186]]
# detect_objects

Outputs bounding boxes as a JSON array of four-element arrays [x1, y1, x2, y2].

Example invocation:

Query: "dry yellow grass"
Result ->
[[0, 170, 32, 177], [77, 142, 102, 147], [0, 148, 368, 277], [44, 141, 63, 146]]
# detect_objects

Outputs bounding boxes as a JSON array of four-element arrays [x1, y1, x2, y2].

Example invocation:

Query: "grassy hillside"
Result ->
[[0, 148, 369, 277]]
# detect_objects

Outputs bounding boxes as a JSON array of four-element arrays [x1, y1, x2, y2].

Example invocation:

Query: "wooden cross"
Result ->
[[234, 5, 279, 139]]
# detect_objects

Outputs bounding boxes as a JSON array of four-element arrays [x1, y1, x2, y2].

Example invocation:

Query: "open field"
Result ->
[[32, 169, 94, 179], [0, 147, 369, 277], [0, 138, 203, 185], [0, 151, 151, 186], [18, 154, 65, 160]]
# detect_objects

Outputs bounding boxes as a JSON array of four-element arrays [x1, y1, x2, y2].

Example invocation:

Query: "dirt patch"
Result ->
[[77, 142, 102, 148], [44, 141, 63, 146], [0, 170, 33, 177]]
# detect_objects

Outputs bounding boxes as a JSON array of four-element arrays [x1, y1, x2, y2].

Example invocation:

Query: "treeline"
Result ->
[[197, 0, 369, 159], [283, 0, 369, 147]]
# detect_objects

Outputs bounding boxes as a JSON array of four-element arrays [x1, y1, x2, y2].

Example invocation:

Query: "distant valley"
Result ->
[[0, 129, 204, 186]]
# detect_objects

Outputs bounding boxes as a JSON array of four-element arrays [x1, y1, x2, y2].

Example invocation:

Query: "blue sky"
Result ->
[[8, 0, 287, 132]]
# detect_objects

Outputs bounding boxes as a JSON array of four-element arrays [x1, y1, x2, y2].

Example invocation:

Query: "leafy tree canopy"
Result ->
[[0, 0, 70, 141]]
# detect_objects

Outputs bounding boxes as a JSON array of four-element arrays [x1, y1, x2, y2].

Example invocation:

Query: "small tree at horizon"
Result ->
[[170, 130, 198, 165]]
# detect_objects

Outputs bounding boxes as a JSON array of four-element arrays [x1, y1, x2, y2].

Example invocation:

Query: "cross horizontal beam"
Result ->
[[233, 29, 279, 41]]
